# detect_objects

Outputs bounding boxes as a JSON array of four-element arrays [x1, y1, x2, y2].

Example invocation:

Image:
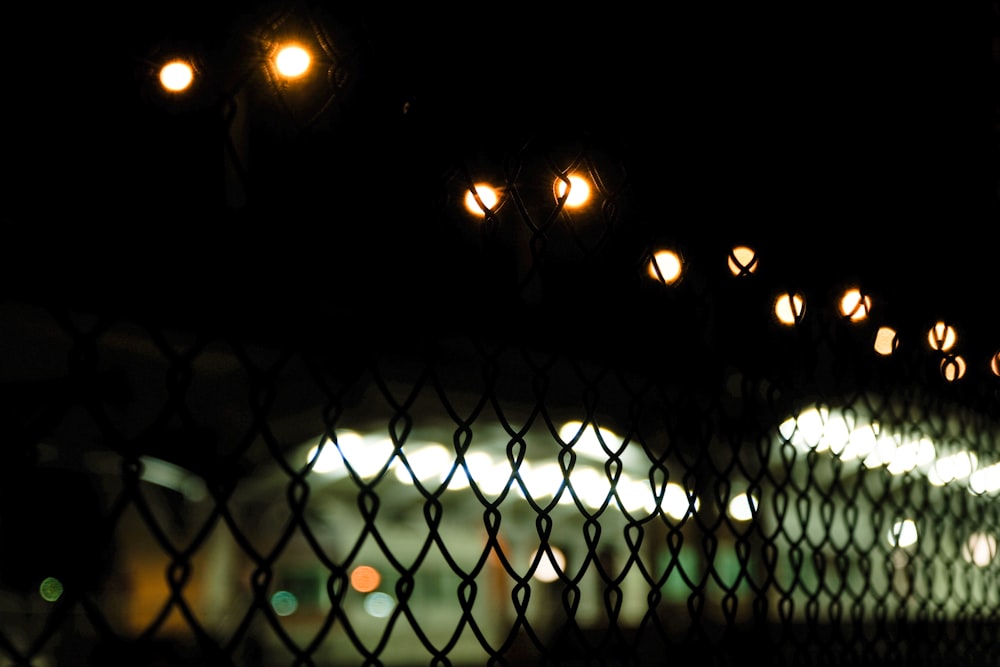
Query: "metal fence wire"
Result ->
[[2, 153, 999, 667], [6, 6, 1000, 665]]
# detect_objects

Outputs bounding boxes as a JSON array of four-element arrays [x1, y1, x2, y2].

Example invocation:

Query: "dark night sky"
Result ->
[[11, 3, 998, 359]]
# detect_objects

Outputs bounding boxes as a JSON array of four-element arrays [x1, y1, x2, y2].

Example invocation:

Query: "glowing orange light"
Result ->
[[727, 246, 758, 276], [927, 321, 957, 352], [553, 174, 591, 208], [941, 354, 967, 382], [647, 250, 683, 285], [159, 60, 194, 92], [991, 351, 1000, 377], [774, 292, 805, 326], [839, 288, 872, 322], [275, 44, 311, 78], [873, 327, 899, 356], [464, 183, 499, 217], [350, 565, 381, 593]]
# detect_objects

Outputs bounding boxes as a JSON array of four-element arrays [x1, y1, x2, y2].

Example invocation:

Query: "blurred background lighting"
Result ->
[[159, 60, 194, 92], [839, 288, 872, 321], [661, 481, 699, 520], [274, 44, 311, 78], [927, 321, 957, 352], [874, 327, 899, 356], [941, 354, 967, 382], [395, 444, 451, 484], [363, 592, 395, 618], [990, 350, 999, 377], [350, 565, 381, 593], [727, 493, 758, 521], [774, 292, 805, 326], [39, 577, 63, 602], [464, 183, 499, 216], [888, 519, 918, 548], [270, 590, 298, 616], [727, 245, 758, 276], [307, 431, 394, 479], [647, 250, 683, 285], [553, 174, 591, 208], [962, 532, 997, 567], [969, 463, 1000, 495], [529, 546, 566, 583], [927, 451, 977, 486]]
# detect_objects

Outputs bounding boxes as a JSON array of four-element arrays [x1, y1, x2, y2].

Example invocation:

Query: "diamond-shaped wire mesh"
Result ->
[[2, 191, 998, 667]]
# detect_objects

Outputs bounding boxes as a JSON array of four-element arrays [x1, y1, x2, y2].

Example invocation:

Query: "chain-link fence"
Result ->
[[2, 201, 998, 666], [7, 4, 999, 666]]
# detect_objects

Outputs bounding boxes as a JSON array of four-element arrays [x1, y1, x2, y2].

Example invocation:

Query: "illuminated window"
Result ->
[[274, 44, 311, 78], [873, 327, 899, 356], [927, 321, 957, 352], [553, 174, 591, 208], [727, 245, 758, 276], [838, 288, 872, 321], [159, 60, 194, 92], [464, 183, 499, 217], [773, 292, 805, 326], [647, 249, 683, 285]]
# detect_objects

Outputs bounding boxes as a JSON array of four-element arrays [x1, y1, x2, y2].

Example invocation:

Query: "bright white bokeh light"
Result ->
[[464, 183, 499, 216], [884, 437, 936, 475], [275, 45, 311, 78], [364, 592, 395, 618], [395, 444, 452, 485], [727, 492, 758, 522], [963, 532, 997, 567], [558, 421, 625, 463], [529, 546, 566, 583], [519, 461, 566, 501], [927, 451, 977, 486], [307, 431, 395, 479], [661, 481, 698, 520], [159, 60, 194, 92], [968, 462, 1000, 495], [569, 466, 613, 510], [779, 407, 850, 455], [447, 452, 510, 495], [553, 174, 591, 208], [887, 519, 918, 548]]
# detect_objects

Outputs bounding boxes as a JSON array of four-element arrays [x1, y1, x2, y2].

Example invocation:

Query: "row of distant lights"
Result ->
[[307, 421, 753, 523], [465, 177, 1000, 383], [781, 405, 999, 566], [157, 43, 313, 93]]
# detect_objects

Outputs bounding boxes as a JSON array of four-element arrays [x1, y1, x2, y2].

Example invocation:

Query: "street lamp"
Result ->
[[142, 3, 353, 210]]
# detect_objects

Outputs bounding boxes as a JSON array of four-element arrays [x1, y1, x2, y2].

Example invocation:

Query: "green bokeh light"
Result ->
[[270, 590, 298, 616], [39, 577, 64, 602]]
